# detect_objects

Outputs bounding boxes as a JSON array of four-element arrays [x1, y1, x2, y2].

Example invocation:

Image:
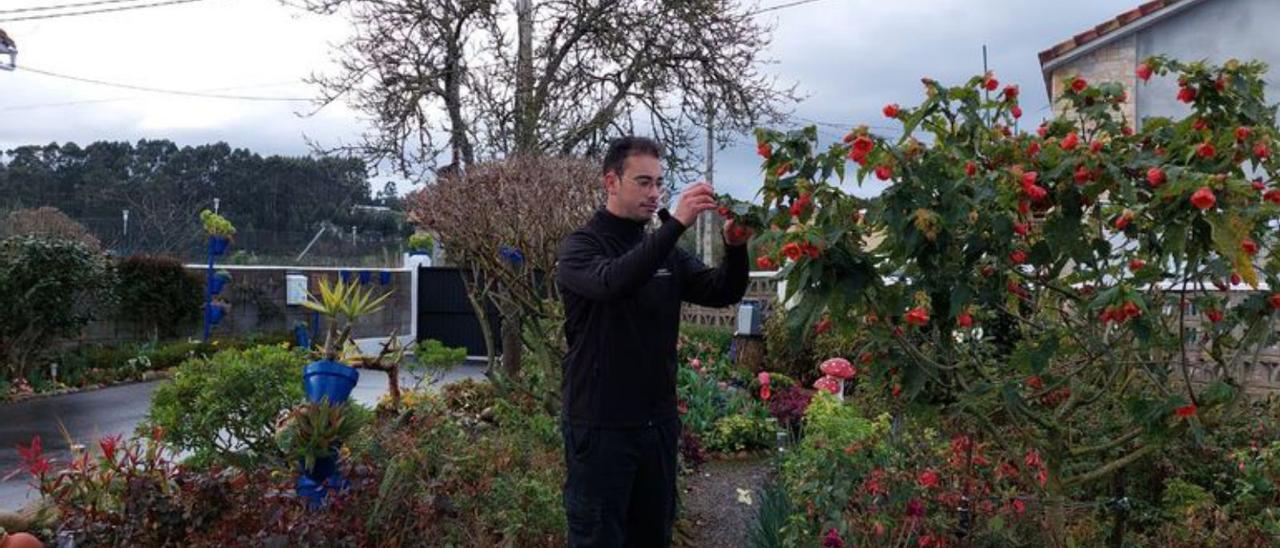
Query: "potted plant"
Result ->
[[275, 397, 368, 507], [209, 269, 232, 295], [200, 210, 236, 256], [206, 300, 229, 325], [298, 278, 392, 406], [407, 232, 434, 256]]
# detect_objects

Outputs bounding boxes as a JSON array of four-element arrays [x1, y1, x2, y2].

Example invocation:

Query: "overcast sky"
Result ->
[[0, 0, 1151, 200]]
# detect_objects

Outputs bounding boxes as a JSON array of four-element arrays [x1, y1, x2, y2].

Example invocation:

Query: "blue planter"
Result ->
[[378, 271, 392, 285], [209, 236, 230, 256], [296, 453, 350, 509], [340, 270, 353, 284], [209, 276, 227, 295], [358, 271, 372, 285], [303, 360, 360, 405], [208, 306, 225, 325]]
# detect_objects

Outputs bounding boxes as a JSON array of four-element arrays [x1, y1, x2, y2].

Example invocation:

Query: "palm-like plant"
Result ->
[[299, 277, 392, 362]]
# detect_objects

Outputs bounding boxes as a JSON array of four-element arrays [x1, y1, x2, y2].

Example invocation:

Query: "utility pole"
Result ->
[[700, 103, 715, 265]]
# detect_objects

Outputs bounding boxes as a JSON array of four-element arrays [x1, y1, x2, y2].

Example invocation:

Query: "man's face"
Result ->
[[604, 154, 663, 222]]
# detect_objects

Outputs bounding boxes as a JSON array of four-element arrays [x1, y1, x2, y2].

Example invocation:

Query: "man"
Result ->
[[556, 136, 753, 546]]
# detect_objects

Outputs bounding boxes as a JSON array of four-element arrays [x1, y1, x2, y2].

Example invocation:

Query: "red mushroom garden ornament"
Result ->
[[817, 357, 856, 401], [813, 376, 841, 398]]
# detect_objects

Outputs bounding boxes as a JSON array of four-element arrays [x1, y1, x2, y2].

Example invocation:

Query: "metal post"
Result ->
[[203, 237, 214, 341]]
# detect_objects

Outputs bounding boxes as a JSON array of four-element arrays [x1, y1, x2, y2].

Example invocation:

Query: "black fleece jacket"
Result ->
[[556, 207, 750, 428]]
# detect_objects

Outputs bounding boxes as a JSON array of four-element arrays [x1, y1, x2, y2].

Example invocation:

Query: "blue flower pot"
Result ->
[[296, 453, 350, 509], [208, 306, 225, 325], [340, 270, 353, 284], [303, 360, 359, 405], [358, 271, 372, 285], [378, 271, 392, 285], [209, 276, 227, 295], [209, 236, 230, 256]]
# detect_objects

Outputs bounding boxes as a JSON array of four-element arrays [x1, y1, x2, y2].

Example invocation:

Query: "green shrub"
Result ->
[[703, 412, 775, 453], [0, 236, 116, 382], [146, 344, 305, 469], [115, 254, 202, 339]]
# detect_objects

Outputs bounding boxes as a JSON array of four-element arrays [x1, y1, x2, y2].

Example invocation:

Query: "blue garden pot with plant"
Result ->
[[209, 275, 228, 295], [208, 236, 230, 256], [208, 305, 226, 325], [303, 360, 360, 405]]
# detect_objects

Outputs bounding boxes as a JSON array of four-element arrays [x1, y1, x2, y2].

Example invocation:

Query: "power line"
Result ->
[[0, 0, 206, 23], [0, 0, 159, 16], [15, 65, 312, 101], [747, 0, 830, 16], [1, 80, 306, 111]]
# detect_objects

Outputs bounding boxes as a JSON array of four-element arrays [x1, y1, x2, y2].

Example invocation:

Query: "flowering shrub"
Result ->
[[729, 58, 1280, 543]]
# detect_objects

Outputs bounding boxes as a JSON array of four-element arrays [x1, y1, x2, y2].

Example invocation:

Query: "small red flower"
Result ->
[[1178, 86, 1197, 103], [759, 384, 771, 401], [883, 103, 900, 118], [1193, 118, 1209, 131], [1191, 187, 1217, 210], [814, 317, 832, 335], [1252, 180, 1266, 191], [1265, 189, 1280, 204], [756, 255, 776, 269], [1074, 165, 1092, 184], [1231, 272, 1242, 285], [918, 468, 940, 489], [1011, 105, 1023, 119], [965, 161, 977, 177], [1024, 184, 1048, 202], [1123, 300, 1141, 318], [1136, 63, 1153, 82], [905, 306, 930, 327], [1236, 127, 1253, 141], [1243, 238, 1258, 255], [781, 242, 803, 261], [984, 76, 999, 91], [1268, 293, 1280, 310], [1027, 141, 1041, 157], [1061, 132, 1079, 151], [1037, 124, 1049, 138], [1196, 142, 1216, 159], [1018, 200, 1030, 216], [1206, 309, 1223, 323], [1021, 171, 1038, 188], [1010, 249, 1028, 265], [757, 141, 772, 159], [875, 164, 893, 181], [1129, 258, 1145, 272], [1175, 404, 1197, 418], [1255, 142, 1271, 160], [957, 312, 974, 328], [1003, 84, 1019, 99], [1013, 222, 1029, 236], [1070, 77, 1088, 93], [1147, 167, 1166, 187], [848, 135, 874, 164], [774, 162, 792, 177]]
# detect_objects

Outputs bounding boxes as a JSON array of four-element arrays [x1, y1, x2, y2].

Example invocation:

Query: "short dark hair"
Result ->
[[602, 136, 662, 176]]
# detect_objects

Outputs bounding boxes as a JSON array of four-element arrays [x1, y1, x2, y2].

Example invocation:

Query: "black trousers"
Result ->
[[562, 418, 680, 548]]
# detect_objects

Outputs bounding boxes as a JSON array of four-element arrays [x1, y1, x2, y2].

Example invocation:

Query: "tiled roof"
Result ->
[[1037, 0, 1196, 68]]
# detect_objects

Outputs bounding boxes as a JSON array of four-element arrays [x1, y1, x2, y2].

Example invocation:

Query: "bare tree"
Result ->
[[406, 156, 599, 381], [290, 0, 796, 179]]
